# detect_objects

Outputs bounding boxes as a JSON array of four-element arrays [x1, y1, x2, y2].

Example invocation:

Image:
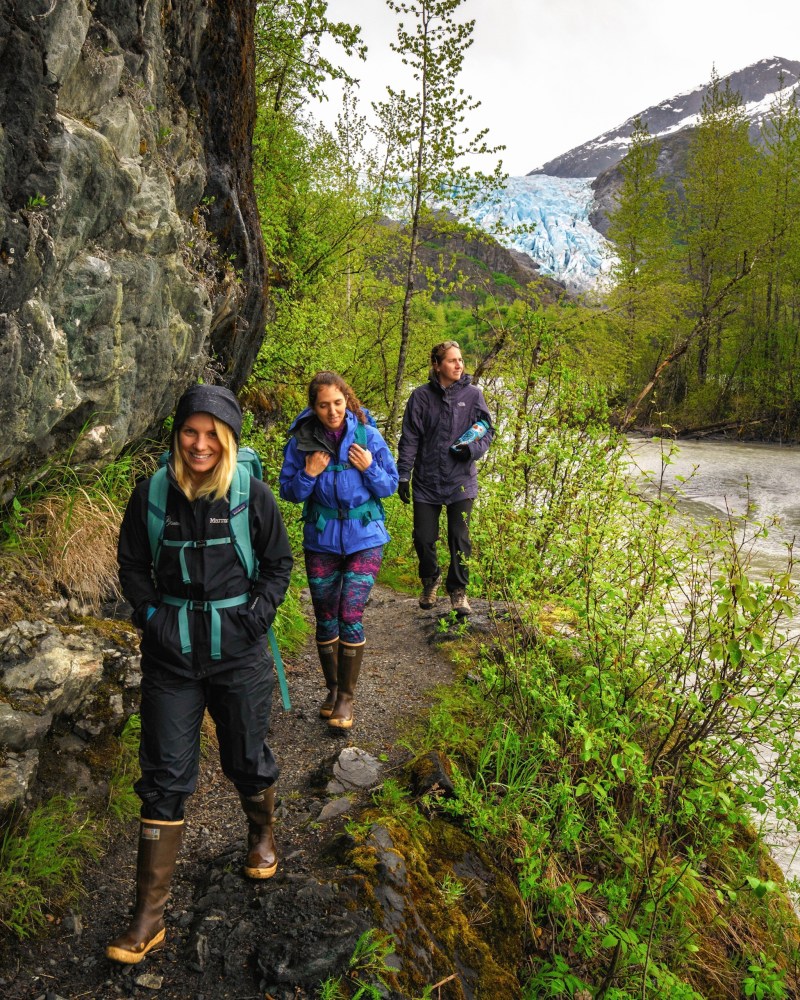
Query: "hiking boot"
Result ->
[[316, 638, 339, 718], [328, 642, 364, 729], [419, 573, 442, 609], [450, 589, 471, 614]]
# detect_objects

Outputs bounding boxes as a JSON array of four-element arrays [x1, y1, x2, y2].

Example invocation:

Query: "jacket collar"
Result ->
[[289, 407, 356, 454], [428, 372, 472, 395]]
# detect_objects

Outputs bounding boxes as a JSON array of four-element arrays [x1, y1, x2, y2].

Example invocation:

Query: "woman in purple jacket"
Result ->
[[397, 341, 493, 614]]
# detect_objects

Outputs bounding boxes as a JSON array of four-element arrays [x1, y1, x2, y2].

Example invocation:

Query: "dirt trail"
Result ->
[[2, 584, 458, 1000]]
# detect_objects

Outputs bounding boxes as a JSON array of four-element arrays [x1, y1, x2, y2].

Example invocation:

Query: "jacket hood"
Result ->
[[287, 407, 314, 434]]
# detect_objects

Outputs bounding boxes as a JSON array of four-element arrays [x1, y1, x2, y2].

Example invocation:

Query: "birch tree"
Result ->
[[373, 0, 504, 441]]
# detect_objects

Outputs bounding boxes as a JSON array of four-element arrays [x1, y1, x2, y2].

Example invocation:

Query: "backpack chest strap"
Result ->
[[161, 592, 249, 660]]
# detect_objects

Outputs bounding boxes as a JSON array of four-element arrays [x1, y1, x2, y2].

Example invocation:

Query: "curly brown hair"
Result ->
[[308, 372, 367, 424]]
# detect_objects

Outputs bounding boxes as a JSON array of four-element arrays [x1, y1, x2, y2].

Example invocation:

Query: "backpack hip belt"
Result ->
[[161, 593, 249, 660], [303, 497, 384, 532]]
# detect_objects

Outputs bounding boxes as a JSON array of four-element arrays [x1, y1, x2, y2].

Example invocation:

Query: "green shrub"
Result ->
[[405, 317, 800, 997]]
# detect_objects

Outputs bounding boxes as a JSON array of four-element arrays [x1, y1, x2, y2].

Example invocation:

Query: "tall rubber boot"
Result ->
[[317, 637, 339, 718], [105, 819, 184, 964], [240, 784, 278, 879], [328, 641, 364, 730]]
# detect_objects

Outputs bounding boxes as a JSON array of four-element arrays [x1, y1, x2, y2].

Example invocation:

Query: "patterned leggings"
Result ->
[[304, 546, 383, 645]]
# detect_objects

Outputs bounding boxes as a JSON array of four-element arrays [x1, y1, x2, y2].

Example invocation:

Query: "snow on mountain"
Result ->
[[531, 57, 800, 179], [464, 58, 800, 291], [468, 176, 614, 292]]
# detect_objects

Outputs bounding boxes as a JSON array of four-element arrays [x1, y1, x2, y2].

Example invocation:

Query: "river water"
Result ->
[[628, 435, 800, 887], [628, 436, 800, 580]]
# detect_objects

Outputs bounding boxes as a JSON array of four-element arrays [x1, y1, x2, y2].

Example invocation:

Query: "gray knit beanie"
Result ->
[[173, 385, 243, 441]]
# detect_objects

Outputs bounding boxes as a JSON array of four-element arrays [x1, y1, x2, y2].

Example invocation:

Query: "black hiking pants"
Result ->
[[135, 658, 279, 821], [412, 498, 474, 593]]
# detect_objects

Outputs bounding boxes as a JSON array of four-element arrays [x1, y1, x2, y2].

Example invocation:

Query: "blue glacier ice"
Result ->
[[467, 176, 615, 292]]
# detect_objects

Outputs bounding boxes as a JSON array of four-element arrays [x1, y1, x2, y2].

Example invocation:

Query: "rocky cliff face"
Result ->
[[0, 0, 268, 497]]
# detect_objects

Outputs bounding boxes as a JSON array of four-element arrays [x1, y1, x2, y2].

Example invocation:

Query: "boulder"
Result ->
[[0, 750, 39, 813]]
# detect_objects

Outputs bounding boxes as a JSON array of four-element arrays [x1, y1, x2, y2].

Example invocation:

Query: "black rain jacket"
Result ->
[[118, 470, 293, 678]]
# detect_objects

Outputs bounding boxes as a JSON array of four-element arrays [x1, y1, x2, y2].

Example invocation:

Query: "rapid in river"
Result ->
[[629, 436, 800, 581]]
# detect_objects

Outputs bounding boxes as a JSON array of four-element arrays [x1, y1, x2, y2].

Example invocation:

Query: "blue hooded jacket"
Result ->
[[279, 408, 399, 555]]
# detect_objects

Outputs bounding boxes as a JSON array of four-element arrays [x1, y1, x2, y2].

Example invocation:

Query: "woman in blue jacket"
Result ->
[[280, 372, 398, 729]]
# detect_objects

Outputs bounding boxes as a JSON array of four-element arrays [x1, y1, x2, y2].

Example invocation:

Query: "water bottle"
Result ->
[[450, 420, 489, 454]]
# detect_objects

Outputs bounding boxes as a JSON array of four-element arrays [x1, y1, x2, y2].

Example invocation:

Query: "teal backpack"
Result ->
[[146, 447, 290, 710], [300, 421, 385, 531]]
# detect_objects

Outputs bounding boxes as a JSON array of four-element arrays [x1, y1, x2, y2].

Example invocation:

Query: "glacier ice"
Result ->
[[468, 175, 615, 292]]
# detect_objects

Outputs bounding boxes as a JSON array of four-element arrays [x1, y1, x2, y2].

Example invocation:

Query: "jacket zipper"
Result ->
[[333, 431, 345, 554]]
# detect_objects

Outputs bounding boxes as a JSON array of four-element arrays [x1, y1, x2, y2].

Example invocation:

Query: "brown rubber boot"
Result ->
[[240, 785, 278, 879], [328, 642, 364, 730], [317, 637, 339, 718], [105, 819, 184, 964], [419, 573, 442, 609]]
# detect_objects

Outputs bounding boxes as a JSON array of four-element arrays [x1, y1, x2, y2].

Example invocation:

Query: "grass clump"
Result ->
[[106, 713, 142, 823], [2, 444, 158, 609], [1, 714, 146, 940], [317, 929, 402, 999], [0, 797, 100, 939]]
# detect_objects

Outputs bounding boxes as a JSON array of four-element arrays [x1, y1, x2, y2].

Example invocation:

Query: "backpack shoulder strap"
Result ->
[[146, 466, 170, 566], [229, 464, 255, 579], [354, 421, 367, 447]]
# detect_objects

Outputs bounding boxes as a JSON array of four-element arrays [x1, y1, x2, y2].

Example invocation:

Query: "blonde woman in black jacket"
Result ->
[[107, 385, 292, 964]]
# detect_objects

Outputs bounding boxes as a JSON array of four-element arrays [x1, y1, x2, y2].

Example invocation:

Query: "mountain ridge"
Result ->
[[528, 56, 800, 180], [464, 57, 800, 289]]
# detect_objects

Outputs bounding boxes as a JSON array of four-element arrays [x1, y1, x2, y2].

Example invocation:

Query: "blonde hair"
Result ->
[[173, 416, 238, 501]]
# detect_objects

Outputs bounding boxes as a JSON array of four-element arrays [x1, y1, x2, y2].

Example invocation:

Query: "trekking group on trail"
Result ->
[[107, 341, 493, 964]]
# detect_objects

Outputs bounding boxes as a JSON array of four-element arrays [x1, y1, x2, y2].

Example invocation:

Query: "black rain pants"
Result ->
[[135, 657, 279, 822], [412, 498, 474, 593]]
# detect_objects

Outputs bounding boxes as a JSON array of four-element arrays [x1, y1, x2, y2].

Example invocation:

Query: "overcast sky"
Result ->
[[314, 0, 800, 176]]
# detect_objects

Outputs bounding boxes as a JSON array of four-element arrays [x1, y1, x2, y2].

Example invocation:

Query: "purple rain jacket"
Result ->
[[397, 374, 493, 505]]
